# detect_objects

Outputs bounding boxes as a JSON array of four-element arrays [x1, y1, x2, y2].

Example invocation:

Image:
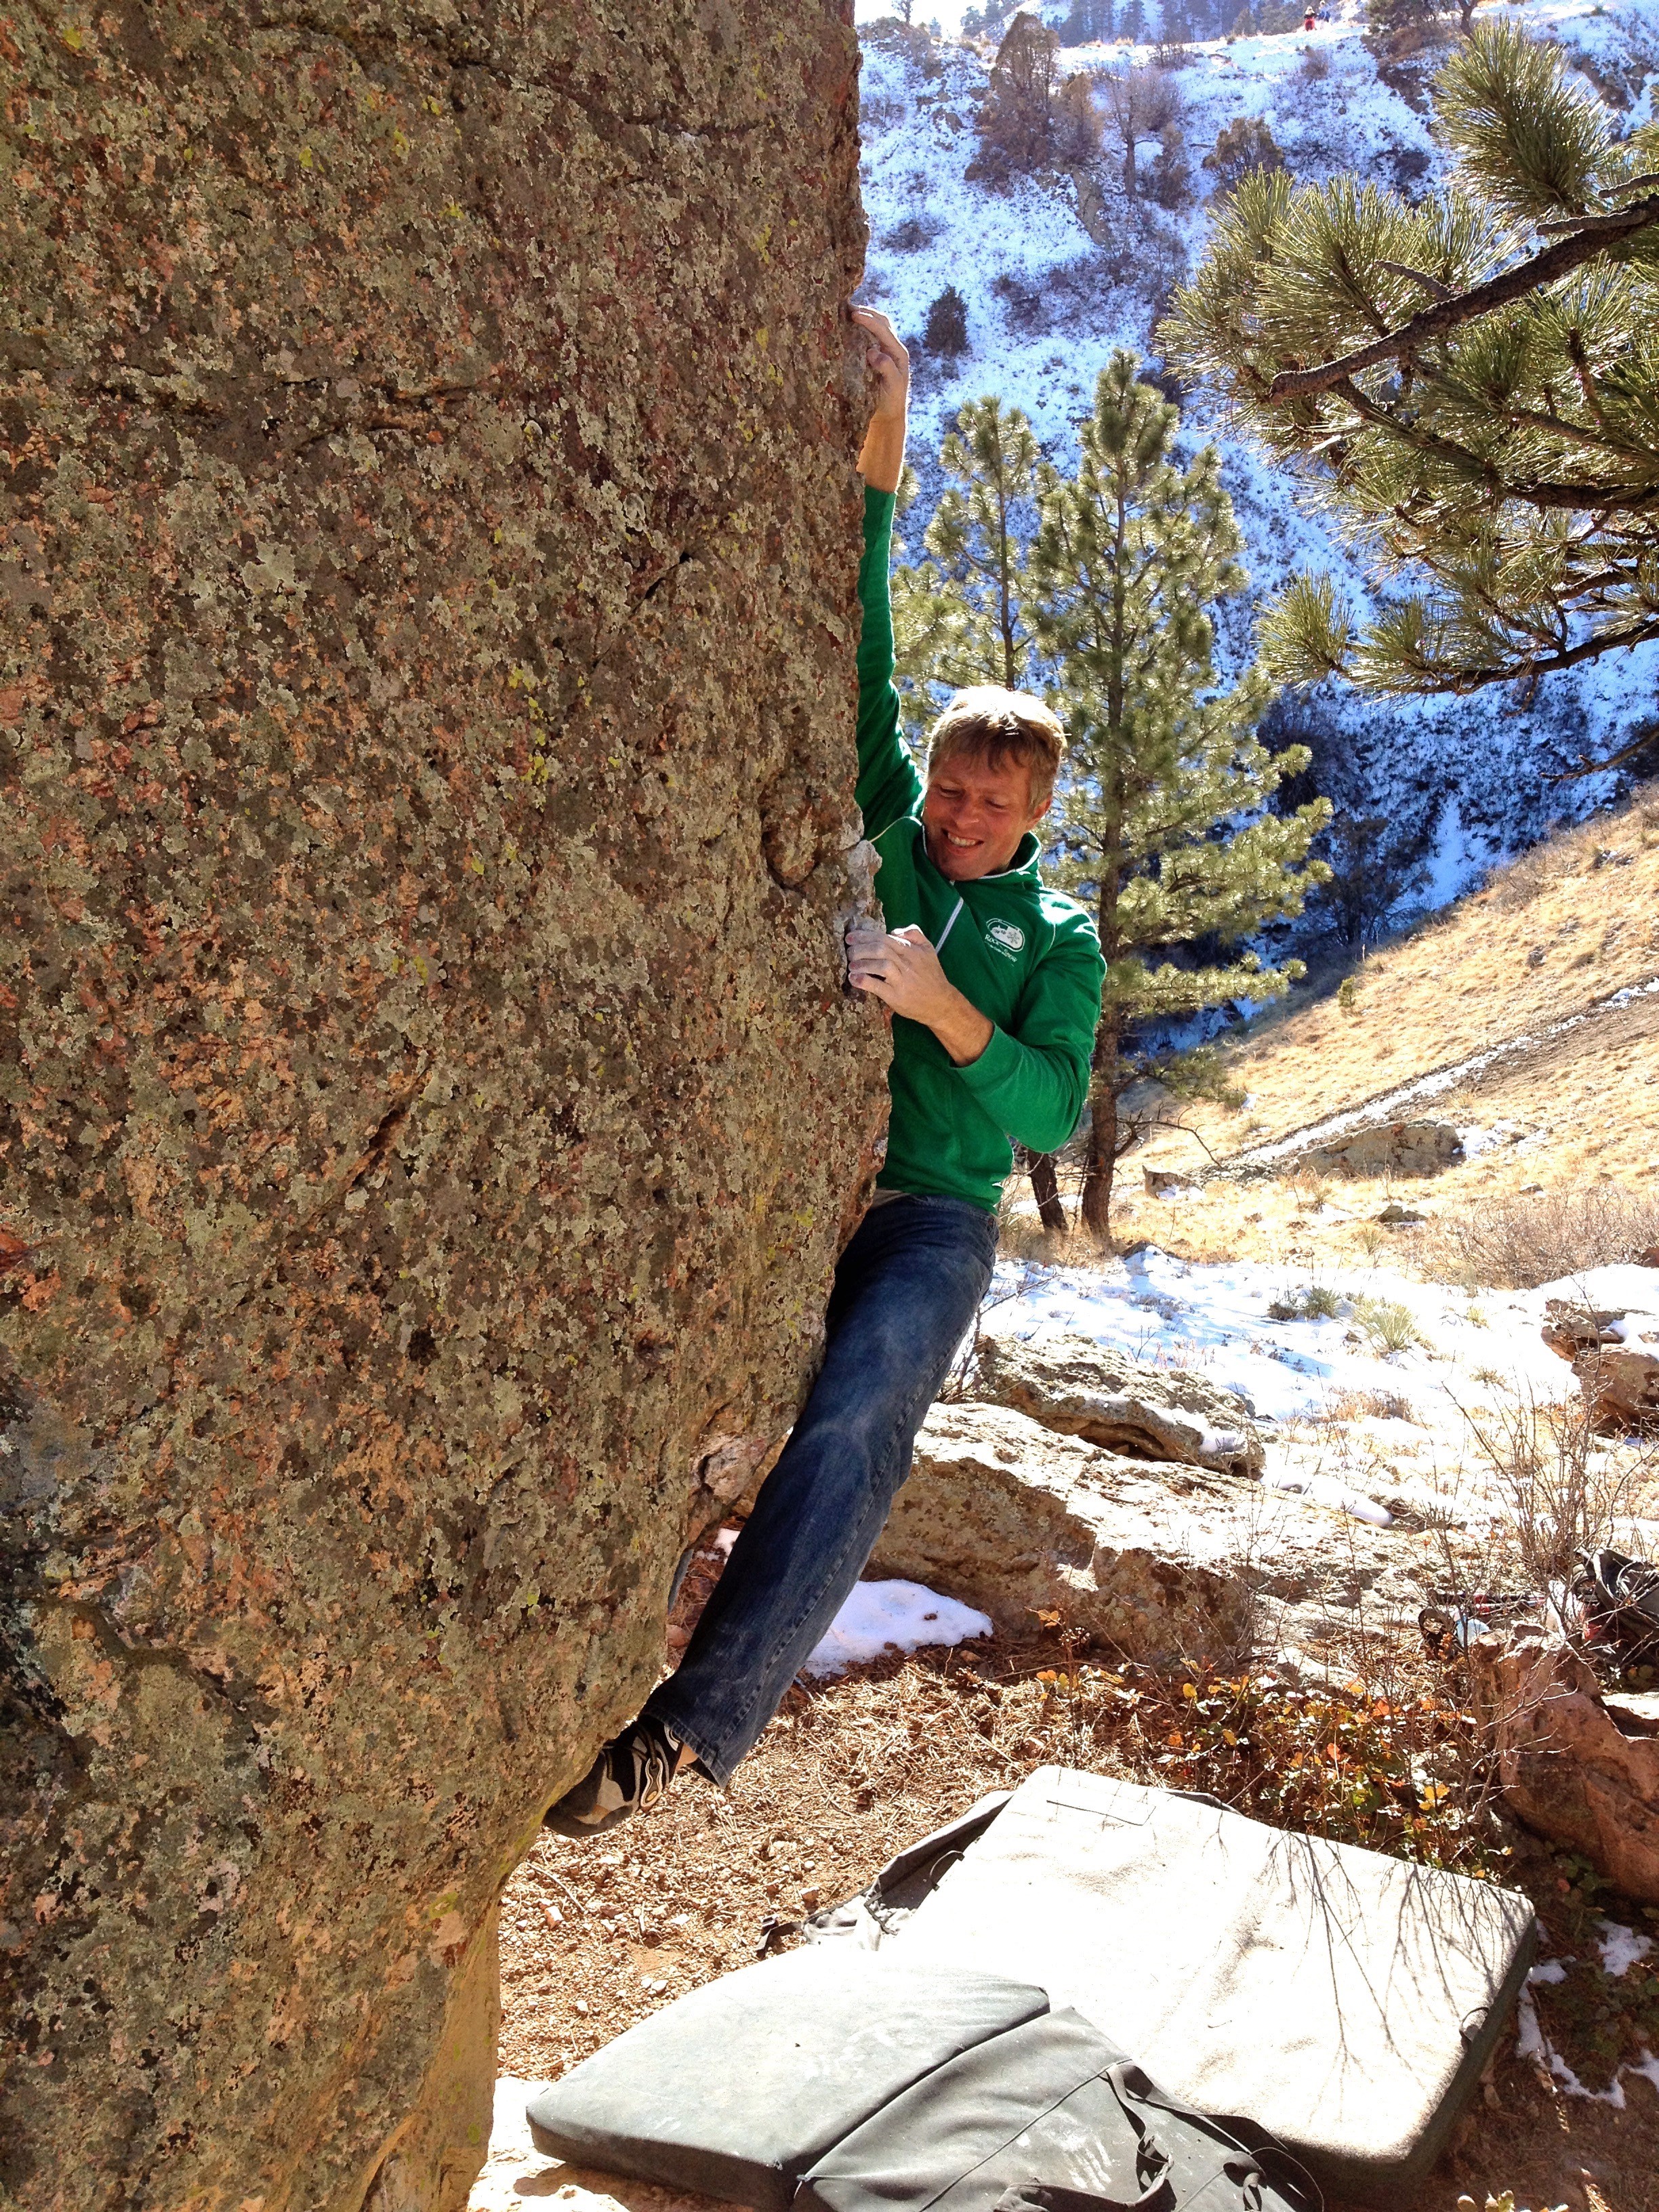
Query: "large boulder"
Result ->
[[0, 7, 884, 2209], [973, 1330, 1263, 1479], [871, 1401, 1422, 1667], [1302, 1120, 1462, 1179], [1468, 1633, 1659, 1902], [1540, 1302, 1659, 1433]]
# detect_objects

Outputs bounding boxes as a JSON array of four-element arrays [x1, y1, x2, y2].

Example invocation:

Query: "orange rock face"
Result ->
[[0, 5, 886, 2204], [1469, 1631, 1659, 1902]]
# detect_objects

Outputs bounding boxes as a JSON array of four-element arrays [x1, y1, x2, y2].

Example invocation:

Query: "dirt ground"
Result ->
[[498, 1608, 1659, 2212]]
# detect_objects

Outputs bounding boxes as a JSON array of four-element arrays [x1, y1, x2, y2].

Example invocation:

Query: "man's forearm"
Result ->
[[857, 411, 907, 495], [926, 989, 994, 1068]]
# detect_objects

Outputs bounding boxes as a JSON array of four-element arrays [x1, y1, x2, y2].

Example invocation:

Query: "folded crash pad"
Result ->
[[889, 1767, 1536, 2209], [524, 1946, 1049, 2209]]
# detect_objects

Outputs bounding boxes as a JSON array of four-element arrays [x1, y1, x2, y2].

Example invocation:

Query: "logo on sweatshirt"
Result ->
[[985, 920, 1025, 957]]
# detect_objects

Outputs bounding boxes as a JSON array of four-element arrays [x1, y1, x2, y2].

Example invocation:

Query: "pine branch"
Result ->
[[1498, 403, 1653, 460], [1265, 194, 1659, 401], [1406, 611, 1659, 693], [1336, 377, 1659, 512], [1374, 259, 1454, 302]]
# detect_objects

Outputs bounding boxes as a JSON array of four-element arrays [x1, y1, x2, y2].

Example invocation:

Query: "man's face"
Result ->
[[922, 752, 1050, 883]]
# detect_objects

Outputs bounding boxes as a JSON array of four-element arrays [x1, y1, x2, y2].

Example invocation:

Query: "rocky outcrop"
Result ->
[[1468, 1633, 1659, 1902], [1301, 1120, 1462, 1178], [973, 1330, 1264, 1479], [0, 7, 884, 2208], [1540, 1302, 1659, 1433], [870, 1401, 1422, 1667]]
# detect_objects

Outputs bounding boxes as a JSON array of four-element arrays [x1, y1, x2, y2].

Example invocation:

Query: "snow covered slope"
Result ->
[[855, 0, 1659, 916]]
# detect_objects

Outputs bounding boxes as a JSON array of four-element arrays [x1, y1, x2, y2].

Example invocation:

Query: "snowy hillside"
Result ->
[[855, 0, 1659, 921]]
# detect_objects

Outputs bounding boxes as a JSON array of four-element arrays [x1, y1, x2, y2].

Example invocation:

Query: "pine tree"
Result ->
[[895, 396, 1042, 708], [1162, 21, 1659, 724], [1201, 116, 1284, 201], [1029, 355, 1330, 1228], [896, 360, 1331, 1231]]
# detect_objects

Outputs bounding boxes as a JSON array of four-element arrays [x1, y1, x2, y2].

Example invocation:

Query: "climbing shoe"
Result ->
[[544, 1715, 682, 1838]]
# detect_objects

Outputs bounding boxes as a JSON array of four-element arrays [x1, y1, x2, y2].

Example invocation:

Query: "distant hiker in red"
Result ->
[[545, 308, 1104, 1837]]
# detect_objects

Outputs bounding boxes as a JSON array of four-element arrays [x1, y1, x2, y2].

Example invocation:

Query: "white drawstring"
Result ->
[[934, 897, 965, 954]]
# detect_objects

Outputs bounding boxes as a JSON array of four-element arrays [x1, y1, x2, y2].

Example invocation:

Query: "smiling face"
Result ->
[[922, 752, 1052, 883]]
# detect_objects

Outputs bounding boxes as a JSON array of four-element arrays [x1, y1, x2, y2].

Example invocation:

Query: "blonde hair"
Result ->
[[925, 684, 1065, 811]]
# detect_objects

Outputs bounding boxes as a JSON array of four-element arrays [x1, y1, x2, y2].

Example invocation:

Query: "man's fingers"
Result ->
[[851, 305, 910, 374], [894, 926, 928, 945]]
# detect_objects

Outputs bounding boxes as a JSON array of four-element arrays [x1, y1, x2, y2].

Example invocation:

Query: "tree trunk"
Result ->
[[1078, 1021, 1120, 1233], [1026, 1150, 1068, 1232], [1079, 1083, 1118, 1233]]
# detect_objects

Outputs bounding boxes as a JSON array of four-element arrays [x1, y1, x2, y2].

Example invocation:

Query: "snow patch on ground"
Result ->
[[1517, 1972, 1659, 2110], [806, 1579, 994, 1677], [968, 1246, 1658, 1531], [1599, 1919, 1657, 1980], [981, 1244, 1576, 1424]]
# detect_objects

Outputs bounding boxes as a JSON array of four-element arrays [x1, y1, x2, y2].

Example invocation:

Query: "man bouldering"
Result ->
[[545, 308, 1105, 1835]]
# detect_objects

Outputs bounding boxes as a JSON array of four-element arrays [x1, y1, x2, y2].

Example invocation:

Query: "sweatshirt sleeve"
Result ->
[[954, 911, 1105, 1155], [855, 485, 925, 840]]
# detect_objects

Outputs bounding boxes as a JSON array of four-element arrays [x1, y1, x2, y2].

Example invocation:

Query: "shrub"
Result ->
[[1268, 1282, 1344, 1321], [1425, 1185, 1659, 1291], [1364, 0, 1460, 60], [1143, 1667, 1498, 1872], [1387, 144, 1433, 194], [972, 13, 1102, 183], [883, 213, 942, 251], [922, 284, 970, 360], [1201, 115, 1285, 199], [1354, 1295, 1422, 1355], [1299, 43, 1332, 81], [991, 270, 1050, 333], [1462, 1389, 1651, 1589], [1101, 64, 1183, 197], [1147, 118, 1192, 209]]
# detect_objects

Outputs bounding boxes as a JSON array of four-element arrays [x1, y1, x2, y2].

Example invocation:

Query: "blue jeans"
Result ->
[[645, 1195, 998, 1785]]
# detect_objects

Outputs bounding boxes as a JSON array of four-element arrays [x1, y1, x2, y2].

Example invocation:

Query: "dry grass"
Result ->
[[1457, 1387, 1654, 1597], [1420, 1185, 1659, 1292], [1111, 781, 1659, 1263]]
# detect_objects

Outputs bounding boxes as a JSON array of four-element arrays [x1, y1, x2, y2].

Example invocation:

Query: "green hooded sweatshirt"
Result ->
[[857, 485, 1104, 1212]]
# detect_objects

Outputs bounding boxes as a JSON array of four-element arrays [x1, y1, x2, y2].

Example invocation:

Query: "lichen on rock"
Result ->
[[0, 3, 885, 2204]]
